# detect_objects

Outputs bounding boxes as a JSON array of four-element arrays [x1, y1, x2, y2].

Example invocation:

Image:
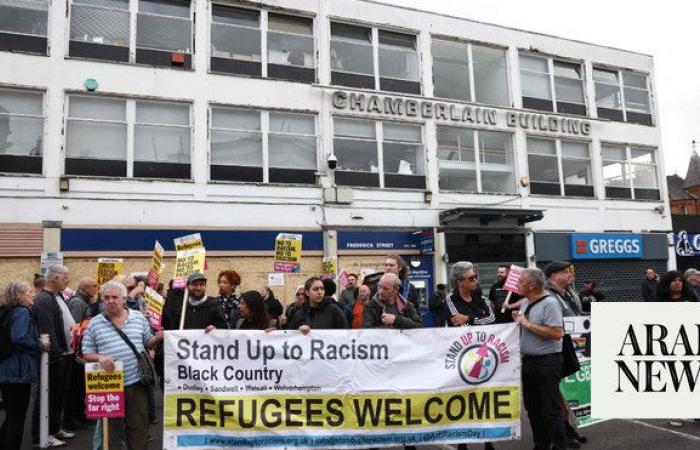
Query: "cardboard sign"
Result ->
[[144, 287, 165, 330], [337, 270, 350, 288], [147, 241, 165, 289], [174, 233, 203, 252], [503, 265, 524, 295], [85, 361, 125, 419], [267, 273, 285, 287], [172, 248, 206, 288], [40, 252, 63, 276], [96, 258, 124, 287], [321, 256, 337, 280], [273, 233, 302, 273]]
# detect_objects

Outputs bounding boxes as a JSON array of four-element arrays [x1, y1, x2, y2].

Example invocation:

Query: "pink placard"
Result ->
[[503, 265, 525, 295], [85, 392, 125, 419]]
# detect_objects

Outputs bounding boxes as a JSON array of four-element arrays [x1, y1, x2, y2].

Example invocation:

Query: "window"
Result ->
[[527, 137, 593, 197], [437, 126, 515, 193], [594, 67, 653, 125], [432, 39, 509, 106], [210, 107, 317, 184], [210, 5, 315, 83], [0, 0, 49, 54], [331, 23, 420, 94], [68, 0, 192, 68], [333, 118, 424, 189], [0, 88, 44, 174], [520, 54, 586, 116], [602, 144, 659, 200], [65, 95, 191, 179]]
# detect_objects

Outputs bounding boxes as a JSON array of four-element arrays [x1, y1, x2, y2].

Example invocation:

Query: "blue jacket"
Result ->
[[0, 306, 42, 383]]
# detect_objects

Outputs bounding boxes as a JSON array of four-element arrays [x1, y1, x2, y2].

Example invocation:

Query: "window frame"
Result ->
[[63, 94, 192, 180], [209, 3, 316, 83], [526, 135, 594, 198], [208, 105, 319, 185], [519, 52, 587, 116], [436, 125, 516, 194], [67, 0, 193, 68], [0, 86, 45, 175], [330, 21, 421, 95], [332, 115, 425, 189], [601, 142, 659, 200], [0, 0, 51, 54], [593, 65, 654, 126], [431, 37, 511, 107]]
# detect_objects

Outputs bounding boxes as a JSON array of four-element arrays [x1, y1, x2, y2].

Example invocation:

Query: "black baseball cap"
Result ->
[[187, 272, 207, 284]]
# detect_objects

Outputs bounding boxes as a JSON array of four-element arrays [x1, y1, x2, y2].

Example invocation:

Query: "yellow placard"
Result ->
[[174, 233, 204, 252], [96, 258, 124, 287], [322, 256, 337, 278], [144, 287, 164, 315], [173, 248, 206, 282], [273, 233, 302, 273], [150, 241, 164, 274], [85, 362, 124, 394]]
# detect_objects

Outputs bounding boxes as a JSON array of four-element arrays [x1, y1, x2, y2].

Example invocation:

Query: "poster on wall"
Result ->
[[273, 233, 303, 273], [96, 258, 124, 287], [40, 252, 63, 275]]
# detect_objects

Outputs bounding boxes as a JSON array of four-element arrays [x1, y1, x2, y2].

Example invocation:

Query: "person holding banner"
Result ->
[[235, 291, 272, 330], [362, 273, 421, 329], [279, 285, 305, 329], [289, 277, 348, 333], [0, 281, 47, 450], [217, 270, 242, 328], [513, 268, 568, 450], [82, 280, 164, 450]]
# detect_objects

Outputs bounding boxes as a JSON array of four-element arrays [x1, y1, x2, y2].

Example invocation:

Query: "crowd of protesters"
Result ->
[[1, 255, 698, 450]]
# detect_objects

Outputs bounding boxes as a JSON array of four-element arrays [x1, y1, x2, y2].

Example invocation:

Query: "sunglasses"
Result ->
[[463, 275, 478, 282]]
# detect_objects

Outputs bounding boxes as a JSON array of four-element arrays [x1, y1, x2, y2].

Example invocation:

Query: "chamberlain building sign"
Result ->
[[570, 233, 643, 260], [331, 90, 592, 136]]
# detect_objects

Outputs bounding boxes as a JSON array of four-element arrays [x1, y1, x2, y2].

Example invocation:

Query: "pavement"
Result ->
[[9, 390, 700, 449]]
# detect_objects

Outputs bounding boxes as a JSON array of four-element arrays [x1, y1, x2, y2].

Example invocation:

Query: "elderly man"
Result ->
[[544, 261, 582, 317], [683, 268, 700, 300], [362, 272, 421, 329], [513, 268, 567, 450], [31, 264, 74, 448], [82, 280, 164, 450]]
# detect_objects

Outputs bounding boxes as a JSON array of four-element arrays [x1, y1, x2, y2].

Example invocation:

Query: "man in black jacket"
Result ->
[[488, 265, 521, 324], [32, 264, 75, 447], [362, 273, 421, 329], [163, 273, 228, 331], [641, 268, 658, 302]]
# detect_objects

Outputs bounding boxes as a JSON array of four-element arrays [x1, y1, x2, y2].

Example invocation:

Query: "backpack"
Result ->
[[0, 306, 16, 360]]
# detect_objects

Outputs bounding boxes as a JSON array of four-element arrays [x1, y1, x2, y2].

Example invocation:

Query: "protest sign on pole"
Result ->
[[144, 287, 165, 330], [85, 361, 125, 419], [96, 258, 124, 288], [273, 233, 302, 273], [147, 241, 165, 289], [560, 316, 600, 427], [163, 325, 521, 449], [40, 252, 63, 275], [321, 256, 337, 280], [172, 248, 206, 289], [174, 233, 203, 251], [501, 265, 524, 313]]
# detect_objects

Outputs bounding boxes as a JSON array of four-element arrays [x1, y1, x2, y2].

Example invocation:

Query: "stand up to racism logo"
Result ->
[[445, 330, 512, 385]]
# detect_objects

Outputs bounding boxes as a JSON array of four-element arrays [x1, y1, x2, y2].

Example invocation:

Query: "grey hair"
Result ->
[[380, 272, 401, 287], [101, 280, 127, 299], [684, 268, 699, 279], [1, 281, 32, 307], [46, 264, 69, 281], [450, 261, 474, 287], [521, 268, 546, 290]]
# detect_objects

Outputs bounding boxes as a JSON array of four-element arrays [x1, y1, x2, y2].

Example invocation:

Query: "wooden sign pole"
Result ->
[[103, 418, 109, 450], [179, 287, 190, 330]]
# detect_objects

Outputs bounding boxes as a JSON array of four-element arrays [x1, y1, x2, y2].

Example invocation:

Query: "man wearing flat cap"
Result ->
[[164, 272, 228, 331], [544, 261, 582, 317]]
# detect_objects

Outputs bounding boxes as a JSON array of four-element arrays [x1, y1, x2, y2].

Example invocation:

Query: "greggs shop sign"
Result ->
[[331, 90, 592, 137], [570, 233, 643, 260]]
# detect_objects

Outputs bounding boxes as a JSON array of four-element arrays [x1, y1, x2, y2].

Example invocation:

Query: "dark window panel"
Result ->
[[133, 161, 190, 179], [210, 57, 261, 76], [65, 158, 127, 177], [605, 186, 632, 199], [0, 33, 47, 55], [210, 165, 263, 183], [597, 107, 624, 122], [556, 102, 587, 116], [564, 184, 594, 197], [384, 174, 425, 189], [267, 64, 315, 83], [331, 71, 375, 89], [335, 171, 379, 187], [522, 97, 554, 112], [626, 111, 653, 126], [135, 48, 191, 69], [0, 155, 42, 174], [379, 78, 421, 95], [69, 41, 129, 62], [268, 168, 316, 185], [530, 181, 561, 196], [634, 188, 660, 200], [330, 23, 371, 42]]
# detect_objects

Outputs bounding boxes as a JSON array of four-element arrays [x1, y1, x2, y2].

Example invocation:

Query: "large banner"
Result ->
[[560, 316, 600, 427], [164, 325, 521, 449]]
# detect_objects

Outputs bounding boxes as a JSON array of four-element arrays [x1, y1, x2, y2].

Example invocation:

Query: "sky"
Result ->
[[380, 0, 699, 177]]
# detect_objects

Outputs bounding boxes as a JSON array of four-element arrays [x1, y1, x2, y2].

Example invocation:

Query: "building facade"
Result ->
[[0, 0, 672, 302]]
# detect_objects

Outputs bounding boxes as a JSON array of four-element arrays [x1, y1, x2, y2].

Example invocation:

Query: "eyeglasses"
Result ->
[[462, 275, 478, 282]]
